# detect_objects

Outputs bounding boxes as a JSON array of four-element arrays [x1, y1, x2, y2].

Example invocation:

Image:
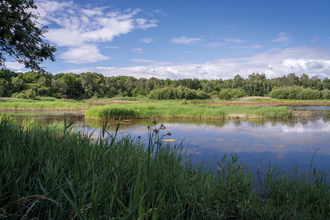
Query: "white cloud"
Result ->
[[132, 48, 143, 53], [172, 36, 202, 44], [32, 1, 157, 64], [140, 38, 153, 43], [93, 46, 330, 80], [310, 36, 320, 42], [105, 46, 119, 49], [60, 45, 109, 63], [4, 62, 25, 70], [225, 38, 244, 43], [305, 61, 324, 69], [136, 19, 158, 29], [231, 45, 263, 49], [131, 59, 155, 63], [272, 32, 290, 42]]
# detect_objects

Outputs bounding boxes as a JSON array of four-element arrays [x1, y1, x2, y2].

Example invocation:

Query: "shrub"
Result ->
[[11, 89, 36, 99], [268, 86, 329, 100], [218, 88, 246, 100], [148, 86, 210, 100]]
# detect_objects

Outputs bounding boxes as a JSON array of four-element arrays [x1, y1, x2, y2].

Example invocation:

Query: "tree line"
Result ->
[[1, 69, 330, 100]]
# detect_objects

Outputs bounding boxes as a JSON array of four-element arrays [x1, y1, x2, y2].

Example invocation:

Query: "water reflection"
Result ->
[[1, 108, 330, 173]]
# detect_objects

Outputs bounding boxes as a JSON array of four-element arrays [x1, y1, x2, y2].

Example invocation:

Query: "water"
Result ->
[[1, 107, 330, 173]]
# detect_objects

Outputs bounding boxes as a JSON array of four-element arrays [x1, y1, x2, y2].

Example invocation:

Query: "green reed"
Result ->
[[85, 102, 293, 120], [1, 117, 330, 219]]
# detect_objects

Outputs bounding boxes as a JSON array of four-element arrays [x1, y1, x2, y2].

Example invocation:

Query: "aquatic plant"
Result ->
[[1, 118, 330, 219], [85, 102, 293, 120]]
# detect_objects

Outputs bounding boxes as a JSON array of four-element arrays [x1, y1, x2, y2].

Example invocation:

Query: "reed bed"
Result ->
[[1, 117, 330, 219], [85, 102, 293, 120]]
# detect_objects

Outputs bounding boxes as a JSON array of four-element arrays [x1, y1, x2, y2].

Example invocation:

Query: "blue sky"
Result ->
[[5, 0, 330, 79]]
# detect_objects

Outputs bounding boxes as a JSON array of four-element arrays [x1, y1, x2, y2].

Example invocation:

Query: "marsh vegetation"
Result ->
[[1, 117, 330, 219], [85, 102, 293, 120]]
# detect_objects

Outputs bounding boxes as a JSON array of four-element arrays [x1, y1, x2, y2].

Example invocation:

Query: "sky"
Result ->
[[5, 0, 330, 80]]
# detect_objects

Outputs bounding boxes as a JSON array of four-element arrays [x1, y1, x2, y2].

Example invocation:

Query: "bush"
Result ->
[[268, 86, 329, 100], [218, 88, 246, 100], [11, 89, 36, 99], [148, 86, 210, 100]]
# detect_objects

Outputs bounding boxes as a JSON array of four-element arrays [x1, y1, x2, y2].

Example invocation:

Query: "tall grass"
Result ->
[[1, 118, 330, 219], [85, 102, 293, 120], [0, 98, 89, 110]]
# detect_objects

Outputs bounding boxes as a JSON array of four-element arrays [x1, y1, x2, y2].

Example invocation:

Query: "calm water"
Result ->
[[2, 106, 330, 173]]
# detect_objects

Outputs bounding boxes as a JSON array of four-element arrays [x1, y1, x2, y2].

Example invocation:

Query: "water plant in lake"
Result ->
[[85, 102, 293, 120], [1, 117, 330, 219]]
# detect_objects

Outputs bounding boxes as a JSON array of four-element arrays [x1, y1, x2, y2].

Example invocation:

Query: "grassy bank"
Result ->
[[85, 102, 293, 120], [0, 98, 89, 110], [1, 118, 330, 219]]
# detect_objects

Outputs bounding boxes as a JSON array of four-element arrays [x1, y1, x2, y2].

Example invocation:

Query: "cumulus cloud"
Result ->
[[272, 32, 290, 42], [32, 1, 157, 64], [140, 38, 153, 43], [93, 46, 330, 80], [60, 45, 109, 63], [132, 48, 143, 53], [305, 61, 324, 69], [310, 36, 320, 42], [225, 38, 244, 43], [171, 36, 202, 44]]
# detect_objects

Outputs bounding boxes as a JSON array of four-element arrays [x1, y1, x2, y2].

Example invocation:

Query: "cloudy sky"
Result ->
[[5, 0, 330, 80]]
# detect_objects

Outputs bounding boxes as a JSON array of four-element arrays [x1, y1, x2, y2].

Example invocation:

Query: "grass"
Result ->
[[85, 102, 293, 120], [1, 97, 329, 112], [1, 117, 330, 219], [0, 98, 89, 110], [235, 98, 330, 103]]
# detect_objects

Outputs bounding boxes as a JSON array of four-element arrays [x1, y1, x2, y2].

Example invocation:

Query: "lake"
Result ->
[[1, 106, 330, 174]]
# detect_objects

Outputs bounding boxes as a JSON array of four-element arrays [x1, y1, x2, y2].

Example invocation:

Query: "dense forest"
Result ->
[[1, 69, 330, 100]]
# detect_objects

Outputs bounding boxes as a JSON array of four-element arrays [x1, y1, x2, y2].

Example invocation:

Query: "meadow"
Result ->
[[0, 97, 89, 110], [1, 117, 330, 219], [85, 102, 293, 120]]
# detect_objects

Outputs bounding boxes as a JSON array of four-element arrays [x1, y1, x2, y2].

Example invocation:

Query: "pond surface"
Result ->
[[1, 106, 330, 173]]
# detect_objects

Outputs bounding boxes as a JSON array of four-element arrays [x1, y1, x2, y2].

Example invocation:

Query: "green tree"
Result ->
[[12, 76, 24, 92], [0, 0, 56, 72]]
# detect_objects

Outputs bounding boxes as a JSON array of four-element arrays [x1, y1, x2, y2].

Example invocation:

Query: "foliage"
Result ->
[[1, 69, 330, 100], [268, 86, 330, 100], [11, 89, 36, 99], [1, 118, 330, 219], [0, 0, 56, 72], [217, 88, 247, 100], [148, 86, 210, 100], [85, 102, 293, 119], [0, 98, 87, 109]]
